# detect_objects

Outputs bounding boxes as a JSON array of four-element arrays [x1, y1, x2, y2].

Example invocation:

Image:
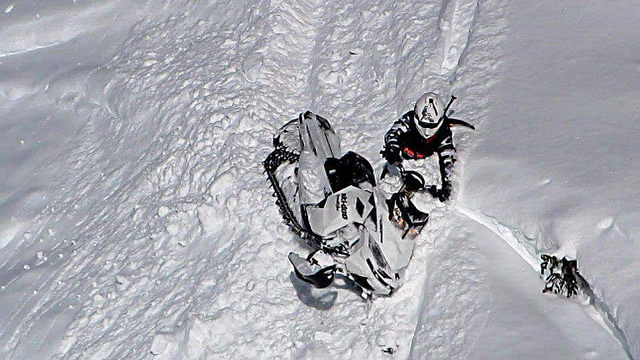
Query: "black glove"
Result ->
[[427, 182, 452, 202], [439, 182, 452, 201], [382, 145, 402, 164]]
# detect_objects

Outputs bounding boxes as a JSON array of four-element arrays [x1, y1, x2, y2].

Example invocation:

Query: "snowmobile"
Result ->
[[263, 111, 429, 298]]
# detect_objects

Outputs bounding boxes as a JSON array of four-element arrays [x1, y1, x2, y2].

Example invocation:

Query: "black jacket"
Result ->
[[384, 110, 456, 185]]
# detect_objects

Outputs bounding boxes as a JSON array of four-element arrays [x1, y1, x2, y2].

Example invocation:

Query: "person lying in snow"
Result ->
[[381, 92, 474, 201]]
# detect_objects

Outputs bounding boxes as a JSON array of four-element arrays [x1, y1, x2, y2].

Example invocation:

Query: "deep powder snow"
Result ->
[[0, 0, 635, 359]]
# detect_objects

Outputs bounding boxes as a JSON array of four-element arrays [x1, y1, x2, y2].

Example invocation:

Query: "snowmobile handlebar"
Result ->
[[398, 165, 427, 193]]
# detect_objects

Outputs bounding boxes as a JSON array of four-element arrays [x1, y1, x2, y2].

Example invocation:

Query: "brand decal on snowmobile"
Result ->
[[340, 193, 348, 220]]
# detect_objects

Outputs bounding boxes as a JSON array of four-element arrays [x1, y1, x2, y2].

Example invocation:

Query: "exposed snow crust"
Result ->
[[0, 0, 635, 359]]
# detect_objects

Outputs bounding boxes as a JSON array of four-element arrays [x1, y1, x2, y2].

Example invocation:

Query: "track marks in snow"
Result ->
[[410, 224, 489, 358], [0, 3, 301, 356], [0, 0, 510, 358], [409, 0, 508, 356], [457, 206, 634, 359], [457, 207, 541, 269], [438, 0, 478, 74]]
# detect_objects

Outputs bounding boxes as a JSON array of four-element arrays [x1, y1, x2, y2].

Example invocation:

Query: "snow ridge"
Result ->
[[409, 0, 507, 357], [457, 206, 633, 359], [438, 0, 478, 75]]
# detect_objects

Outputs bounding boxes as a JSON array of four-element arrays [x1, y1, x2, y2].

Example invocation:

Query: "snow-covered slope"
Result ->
[[0, 0, 165, 249], [0, 0, 634, 359], [461, 1, 640, 358]]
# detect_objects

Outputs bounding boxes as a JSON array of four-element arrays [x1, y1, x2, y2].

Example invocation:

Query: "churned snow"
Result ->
[[0, 0, 636, 359]]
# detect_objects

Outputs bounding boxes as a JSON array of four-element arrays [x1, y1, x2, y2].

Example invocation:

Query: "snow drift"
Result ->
[[0, 0, 635, 359]]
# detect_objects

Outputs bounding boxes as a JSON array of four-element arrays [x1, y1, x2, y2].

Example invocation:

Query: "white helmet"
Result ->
[[413, 92, 445, 139]]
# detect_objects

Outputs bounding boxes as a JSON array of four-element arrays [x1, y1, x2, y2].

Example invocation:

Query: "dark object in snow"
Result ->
[[288, 251, 336, 288], [540, 254, 580, 298], [382, 346, 396, 354]]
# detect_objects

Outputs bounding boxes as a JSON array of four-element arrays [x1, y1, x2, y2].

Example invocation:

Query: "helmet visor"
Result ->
[[417, 117, 441, 128]]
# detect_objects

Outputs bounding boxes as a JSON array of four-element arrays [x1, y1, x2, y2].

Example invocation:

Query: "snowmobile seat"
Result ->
[[325, 151, 376, 193]]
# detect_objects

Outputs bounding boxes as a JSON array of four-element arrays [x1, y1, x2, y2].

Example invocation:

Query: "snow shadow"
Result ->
[[289, 272, 338, 310]]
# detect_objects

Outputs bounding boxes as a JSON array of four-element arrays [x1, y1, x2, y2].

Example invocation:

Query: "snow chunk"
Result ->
[[158, 206, 171, 217], [196, 204, 225, 236], [241, 52, 264, 82], [150, 332, 179, 357], [245, 280, 255, 292], [209, 113, 225, 124], [208, 171, 234, 196], [597, 217, 614, 231], [115, 275, 130, 291], [294, 341, 331, 360], [143, 59, 159, 67], [313, 331, 332, 342]]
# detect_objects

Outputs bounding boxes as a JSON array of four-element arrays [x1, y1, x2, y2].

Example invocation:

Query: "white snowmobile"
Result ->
[[264, 111, 429, 298]]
